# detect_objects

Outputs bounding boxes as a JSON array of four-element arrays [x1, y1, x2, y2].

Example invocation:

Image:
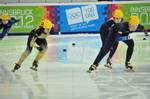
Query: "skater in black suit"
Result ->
[[104, 16, 147, 70], [12, 19, 53, 72], [87, 9, 124, 73]]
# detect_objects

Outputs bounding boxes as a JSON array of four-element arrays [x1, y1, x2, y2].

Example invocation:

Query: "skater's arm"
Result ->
[[109, 24, 119, 35], [139, 25, 149, 36], [134, 24, 149, 36], [30, 37, 39, 48], [119, 22, 131, 35], [10, 17, 20, 24], [141, 27, 150, 40], [28, 29, 38, 47], [29, 28, 43, 48]]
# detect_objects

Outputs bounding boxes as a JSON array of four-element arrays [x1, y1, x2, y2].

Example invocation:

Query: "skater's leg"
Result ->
[[104, 41, 119, 69], [88, 26, 118, 72], [100, 32, 107, 46], [123, 39, 134, 69], [87, 32, 108, 71], [30, 42, 47, 71], [99, 24, 109, 47], [92, 31, 112, 66], [87, 41, 115, 72], [91, 40, 115, 69], [107, 41, 119, 64], [16, 47, 32, 65], [12, 47, 32, 72], [95, 38, 116, 64], [34, 47, 47, 63]]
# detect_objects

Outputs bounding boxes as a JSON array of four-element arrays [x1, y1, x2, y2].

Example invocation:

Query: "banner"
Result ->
[[0, 6, 44, 32], [121, 3, 150, 29], [0, 2, 150, 34], [59, 4, 108, 33], [0, 6, 59, 33]]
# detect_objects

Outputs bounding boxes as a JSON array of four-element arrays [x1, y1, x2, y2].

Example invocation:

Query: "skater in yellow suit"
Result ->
[[12, 19, 53, 72]]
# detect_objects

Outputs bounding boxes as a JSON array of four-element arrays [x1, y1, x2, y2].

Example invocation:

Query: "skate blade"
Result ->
[[86, 70, 92, 73], [124, 69, 135, 72], [11, 69, 15, 72], [30, 67, 37, 71], [104, 64, 112, 69]]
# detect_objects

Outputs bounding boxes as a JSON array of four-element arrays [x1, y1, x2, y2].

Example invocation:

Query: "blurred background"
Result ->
[[0, 0, 149, 3]]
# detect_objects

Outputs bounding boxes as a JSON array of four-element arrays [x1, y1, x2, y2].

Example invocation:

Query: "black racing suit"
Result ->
[[93, 20, 119, 66], [26, 27, 48, 53], [107, 22, 146, 64], [0, 17, 20, 39], [12, 27, 49, 71]]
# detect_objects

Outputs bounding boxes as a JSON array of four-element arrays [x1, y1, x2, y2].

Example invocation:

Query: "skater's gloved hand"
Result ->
[[118, 31, 122, 34], [31, 43, 40, 48]]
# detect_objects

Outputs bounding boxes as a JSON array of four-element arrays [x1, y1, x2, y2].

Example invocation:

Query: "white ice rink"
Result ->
[[0, 34, 150, 99]]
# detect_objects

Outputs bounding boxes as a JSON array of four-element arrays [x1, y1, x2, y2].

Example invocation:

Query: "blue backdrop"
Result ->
[[58, 4, 108, 34]]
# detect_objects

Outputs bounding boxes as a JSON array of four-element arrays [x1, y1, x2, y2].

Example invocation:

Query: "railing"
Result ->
[[1, 0, 98, 3]]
